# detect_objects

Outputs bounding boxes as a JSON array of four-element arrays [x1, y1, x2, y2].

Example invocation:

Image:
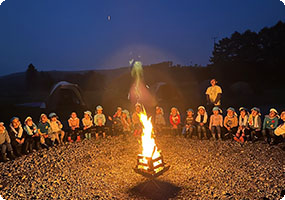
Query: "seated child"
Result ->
[[38, 114, 52, 148], [82, 111, 93, 140], [121, 109, 132, 135], [224, 107, 238, 139], [68, 112, 80, 142], [195, 106, 208, 140], [23, 117, 41, 154], [9, 117, 25, 157], [248, 107, 262, 142], [182, 109, 196, 138], [0, 122, 15, 162], [209, 107, 223, 140], [94, 105, 106, 139], [274, 111, 285, 143], [169, 107, 181, 135], [132, 103, 143, 137], [49, 113, 64, 145], [109, 107, 123, 136], [154, 106, 166, 134], [234, 107, 249, 144], [262, 108, 279, 145]]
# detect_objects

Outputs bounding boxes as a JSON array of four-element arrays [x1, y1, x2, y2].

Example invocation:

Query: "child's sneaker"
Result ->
[[76, 136, 81, 142], [68, 137, 74, 143]]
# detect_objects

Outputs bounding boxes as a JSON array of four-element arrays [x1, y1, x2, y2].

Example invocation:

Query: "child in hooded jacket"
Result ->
[[0, 122, 15, 162], [234, 107, 249, 144], [262, 108, 279, 144], [154, 106, 166, 134], [49, 113, 64, 144], [224, 107, 238, 139], [182, 109, 196, 138], [121, 109, 132, 135], [248, 107, 262, 142], [274, 111, 285, 143], [38, 114, 52, 148], [132, 103, 143, 137], [9, 117, 25, 157], [209, 107, 223, 140], [68, 112, 80, 142], [169, 107, 181, 135], [195, 106, 208, 140], [108, 107, 123, 136], [94, 105, 106, 139], [23, 117, 41, 153], [82, 111, 93, 140]]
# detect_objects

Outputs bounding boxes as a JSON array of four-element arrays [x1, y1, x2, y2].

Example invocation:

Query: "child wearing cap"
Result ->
[[248, 107, 262, 142], [38, 114, 52, 148], [9, 117, 25, 157], [68, 112, 80, 142], [234, 107, 249, 144], [154, 106, 166, 135], [182, 109, 196, 138], [121, 109, 132, 135], [274, 111, 285, 143], [0, 122, 15, 162], [262, 108, 279, 144], [109, 107, 123, 136], [94, 105, 106, 139], [132, 103, 143, 137], [195, 106, 208, 140], [224, 107, 238, 139], [82, 111, 93, 140], [169, 107, 181, 136], [49, 113, 64, 145], [23, 117, 41, 154], [209, 107, 223, 140]]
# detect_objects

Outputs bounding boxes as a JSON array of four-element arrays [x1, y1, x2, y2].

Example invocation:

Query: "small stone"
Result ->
[[259, 177, 265, 181]]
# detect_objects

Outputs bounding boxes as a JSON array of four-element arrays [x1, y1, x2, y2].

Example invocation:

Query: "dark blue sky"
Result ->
[[0, 0, 284, 75]]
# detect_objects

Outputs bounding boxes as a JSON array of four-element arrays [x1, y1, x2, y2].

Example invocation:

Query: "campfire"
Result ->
[[134, 112, 170, 178]]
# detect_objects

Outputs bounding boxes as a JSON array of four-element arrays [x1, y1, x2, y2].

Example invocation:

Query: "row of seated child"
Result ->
[[68, 105, 107, 143], [157, 106, 285, 145], [1, 103, 285, 162], [0, 114, 64, 162], [0, 105, 110, 162]]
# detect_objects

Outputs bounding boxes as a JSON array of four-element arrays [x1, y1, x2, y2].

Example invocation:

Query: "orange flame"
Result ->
[[138, 112, 162, 172]]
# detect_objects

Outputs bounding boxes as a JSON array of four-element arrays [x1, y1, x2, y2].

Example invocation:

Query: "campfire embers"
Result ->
[[134, 111, 170, 178]]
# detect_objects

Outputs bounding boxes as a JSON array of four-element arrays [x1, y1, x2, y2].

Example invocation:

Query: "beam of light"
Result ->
[[131, 60, 143, 101]]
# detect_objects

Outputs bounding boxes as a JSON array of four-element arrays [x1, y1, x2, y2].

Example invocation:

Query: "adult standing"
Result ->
[[205, 79, 222, 110]]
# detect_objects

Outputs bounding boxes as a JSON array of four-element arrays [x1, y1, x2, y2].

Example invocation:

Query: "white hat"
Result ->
[[84, 110, 92, 117], [198, 106, 206, 111], [96, 105, 103, 110], [25, 116, 32, 123], [269, 108, 278, 114]]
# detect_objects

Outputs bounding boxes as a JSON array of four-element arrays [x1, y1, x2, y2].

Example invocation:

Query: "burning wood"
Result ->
[[134, 112, 169, 178]]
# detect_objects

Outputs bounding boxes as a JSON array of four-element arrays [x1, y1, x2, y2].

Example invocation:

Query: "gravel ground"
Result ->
[[0, 134, 284, 200]]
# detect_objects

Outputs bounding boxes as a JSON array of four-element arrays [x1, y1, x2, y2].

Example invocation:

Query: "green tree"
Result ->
[[25, 63, 38, 90]]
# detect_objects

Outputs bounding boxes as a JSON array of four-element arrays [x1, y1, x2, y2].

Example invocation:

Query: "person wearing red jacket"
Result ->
[[169, 107, 181, 135]]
